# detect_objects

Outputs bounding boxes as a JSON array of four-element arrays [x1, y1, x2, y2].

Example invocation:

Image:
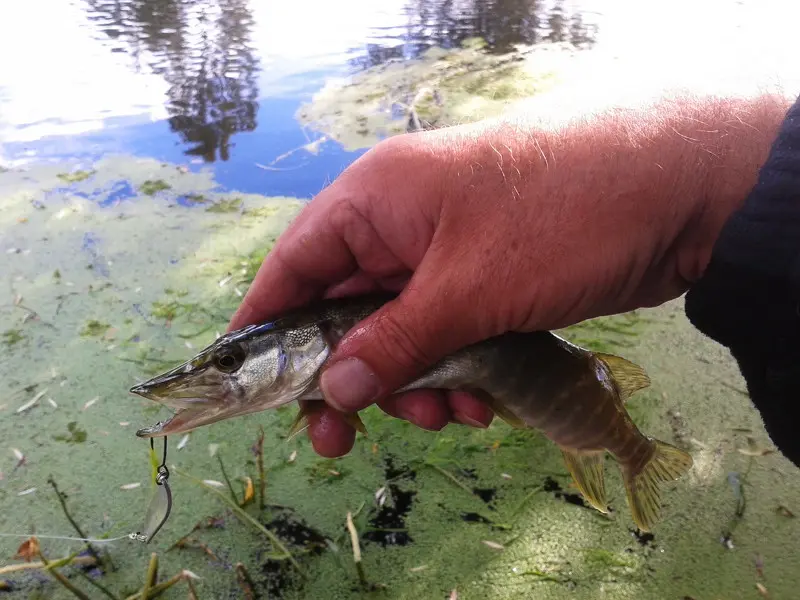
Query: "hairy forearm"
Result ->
[[434, 92, 792, 285]]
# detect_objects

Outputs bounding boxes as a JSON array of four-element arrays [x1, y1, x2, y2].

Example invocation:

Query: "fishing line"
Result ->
[[0, 533, 130, 544], [2, 438, 174, 547]]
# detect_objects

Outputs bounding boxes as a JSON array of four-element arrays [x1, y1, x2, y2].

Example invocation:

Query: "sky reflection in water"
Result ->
[[0, 0, 603, 198]]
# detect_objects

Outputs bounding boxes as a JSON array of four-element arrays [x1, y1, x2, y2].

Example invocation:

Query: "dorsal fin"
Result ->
[[595, 353, 650, 400]]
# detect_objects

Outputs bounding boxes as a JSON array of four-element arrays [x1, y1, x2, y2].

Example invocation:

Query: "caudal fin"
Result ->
[[622, 439, 693, 532]]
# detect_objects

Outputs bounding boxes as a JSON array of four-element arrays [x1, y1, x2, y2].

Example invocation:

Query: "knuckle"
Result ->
[[370, 308, 433, 375]]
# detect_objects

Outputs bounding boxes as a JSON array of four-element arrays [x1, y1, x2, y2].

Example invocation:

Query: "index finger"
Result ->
[[227, 195, 358, 331]]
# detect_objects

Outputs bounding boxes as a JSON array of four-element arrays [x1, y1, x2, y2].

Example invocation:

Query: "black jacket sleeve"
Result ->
[[684, 96, 800, 468]]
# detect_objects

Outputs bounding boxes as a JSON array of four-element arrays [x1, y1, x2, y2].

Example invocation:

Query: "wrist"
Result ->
[[666, 93, 792, 282]]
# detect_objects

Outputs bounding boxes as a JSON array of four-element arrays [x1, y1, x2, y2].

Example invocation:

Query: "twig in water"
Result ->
[[47, 476, 109, 569], [125, 569, 193, 600], [235, 562, 258, 600], [36, 546, 91, 600], [141, 553, 158, 600], [0, 555, 97, 575], [216, 453, 239, 504], [718, 380, 749, 396], [168, 537, 219, 561], [173, 466, 304, 577], [425, 463, 475, 495], [345, 511, 373, 589], [510, 485, 543, 519], [186, 577, 199, 600], [74, 569, 121, 600], [255, 426, 266, 510]]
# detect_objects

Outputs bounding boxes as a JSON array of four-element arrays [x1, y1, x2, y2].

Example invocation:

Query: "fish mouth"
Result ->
[[131, 362, 233, 437], [130, 365, 221, 409], [135, 402, 270, 438]]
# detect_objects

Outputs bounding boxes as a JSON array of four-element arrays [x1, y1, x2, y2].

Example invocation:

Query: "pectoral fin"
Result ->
[[286, 408, 310, 441], [560, 448, 608, 514], [342, 412, 368, 436], [286, 406, 368, 441]]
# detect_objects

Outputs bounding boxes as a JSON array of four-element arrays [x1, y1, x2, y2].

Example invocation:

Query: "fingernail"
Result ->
[[453, 411, 490, 429], [320, 358, 381, 411], [227, 304, 256, 332]]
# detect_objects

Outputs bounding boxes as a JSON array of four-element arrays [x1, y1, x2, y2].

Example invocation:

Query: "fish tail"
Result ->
[[622, 439, 693, 532]]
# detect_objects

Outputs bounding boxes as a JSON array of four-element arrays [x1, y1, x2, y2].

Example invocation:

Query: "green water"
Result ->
[[3, 37, 800, 599], [1, 155, 798, 600]]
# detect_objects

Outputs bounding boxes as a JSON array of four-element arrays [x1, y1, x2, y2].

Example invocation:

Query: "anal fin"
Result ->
[[622, 438, 693, 532], [560, 448, 608, 514]]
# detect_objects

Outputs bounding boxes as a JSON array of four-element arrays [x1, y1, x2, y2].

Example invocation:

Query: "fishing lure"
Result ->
[[129, 436, 173, 543]]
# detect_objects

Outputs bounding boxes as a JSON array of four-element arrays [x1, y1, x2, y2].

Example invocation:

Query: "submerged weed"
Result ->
[[206, 197, 243, 213], [80, 320, 110, 337], [140, 179, 172, 195], [305, 459, 349, 484], [2, 329, 24, 346], [243, 205, 281, 218], [560, 312, 643, 353], [53, 421, 88, 444], [57, 170, 95, 183], [584, 548, 635, 570]]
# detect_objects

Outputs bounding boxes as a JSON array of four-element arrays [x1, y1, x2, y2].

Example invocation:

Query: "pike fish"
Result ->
[[131, 294, 693, 531]]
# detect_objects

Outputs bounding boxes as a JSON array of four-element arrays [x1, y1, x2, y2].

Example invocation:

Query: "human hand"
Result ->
[[229, 93, 788, 458]]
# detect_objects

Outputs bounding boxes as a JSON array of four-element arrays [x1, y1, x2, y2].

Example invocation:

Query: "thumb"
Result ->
[[319, 277, 480, 413]]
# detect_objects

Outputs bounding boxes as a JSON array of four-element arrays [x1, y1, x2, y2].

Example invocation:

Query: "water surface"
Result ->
[[2, 1, 799, 599]]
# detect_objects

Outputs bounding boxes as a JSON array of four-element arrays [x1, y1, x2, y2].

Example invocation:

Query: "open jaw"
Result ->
[[129, 365, 224, 411], [135, 402, 274, 438]]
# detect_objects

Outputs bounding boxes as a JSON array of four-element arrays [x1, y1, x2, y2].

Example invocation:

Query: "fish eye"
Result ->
[[212, 343, 247, 373]]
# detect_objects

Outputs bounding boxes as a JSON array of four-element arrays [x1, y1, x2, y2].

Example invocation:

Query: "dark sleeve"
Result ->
[[684, 96, 800, 468]]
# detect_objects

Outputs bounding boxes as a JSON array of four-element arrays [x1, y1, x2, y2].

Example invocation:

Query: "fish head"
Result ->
[[131, 322, 330, 438]]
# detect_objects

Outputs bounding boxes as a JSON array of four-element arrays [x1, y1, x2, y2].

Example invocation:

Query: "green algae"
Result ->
[[184, 193, 209, 204], [2, 328, 24, 346], [80, 319, 110, 337], [57, 170, 95, 183], [139, 179, 172, 195], [0, 155, 798, 600], [205, 196, 243, 213], [296, 40, 579, 151], [52, 421, 88, 444]]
